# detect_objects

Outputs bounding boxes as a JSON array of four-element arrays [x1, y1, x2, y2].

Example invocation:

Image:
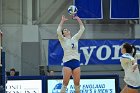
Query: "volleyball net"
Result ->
[[0, 29, 2, 67]]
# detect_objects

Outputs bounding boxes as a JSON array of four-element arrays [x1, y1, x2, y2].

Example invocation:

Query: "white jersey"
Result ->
[[120, 53, 140, 87], [57, 25, 85, 63]]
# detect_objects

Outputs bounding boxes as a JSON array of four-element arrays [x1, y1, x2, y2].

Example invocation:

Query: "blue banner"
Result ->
[[48, 39, 140, 65], [74, 0, 103, 19], [110, 0, 139, 19]]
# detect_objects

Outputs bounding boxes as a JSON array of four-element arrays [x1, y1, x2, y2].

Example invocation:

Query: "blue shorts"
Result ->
[[127, 84, 140, 89], [63, 59, 80, 70]]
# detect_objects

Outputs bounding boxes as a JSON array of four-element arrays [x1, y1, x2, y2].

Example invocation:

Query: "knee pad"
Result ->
[[74, 85, 80, 92], [60, 85, 67, 93]]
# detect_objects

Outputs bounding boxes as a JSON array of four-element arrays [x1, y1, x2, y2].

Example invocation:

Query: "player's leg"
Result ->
[[60, 67, 72, 93], [121, 85, 139, 93], [127, 89, 138, 93], [72, 67, 80, 93], [121, 85, 127, 93]]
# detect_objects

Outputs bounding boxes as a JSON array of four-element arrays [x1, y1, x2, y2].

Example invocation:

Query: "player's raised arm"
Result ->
[[57, 15, 68, 39], [73, 16, 85, 40]]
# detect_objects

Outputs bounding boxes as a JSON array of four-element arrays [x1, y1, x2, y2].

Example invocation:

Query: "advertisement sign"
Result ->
[[6, 80, 42, 93], [47, 79, 116, 93], [48, 39, 140, 65]]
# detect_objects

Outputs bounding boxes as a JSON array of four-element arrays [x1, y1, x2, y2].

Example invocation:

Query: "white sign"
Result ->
[[6, 80, 42, 93], [48, 79, 116, 93]]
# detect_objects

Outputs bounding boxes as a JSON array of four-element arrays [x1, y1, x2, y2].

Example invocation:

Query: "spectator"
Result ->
[[49, 70, 54, 76], [10, 68, 16, 76]]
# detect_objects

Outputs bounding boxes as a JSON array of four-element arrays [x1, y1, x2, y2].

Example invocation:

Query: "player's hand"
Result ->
[[73, 16, 80, 20], [61, 15, 68, 22]]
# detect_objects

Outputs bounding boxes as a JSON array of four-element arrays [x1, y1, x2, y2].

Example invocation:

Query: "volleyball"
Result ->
[[68, 5, 78, 15]]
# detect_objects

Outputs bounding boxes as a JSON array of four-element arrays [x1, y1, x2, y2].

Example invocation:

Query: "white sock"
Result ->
[[60, 85, 67, 93]]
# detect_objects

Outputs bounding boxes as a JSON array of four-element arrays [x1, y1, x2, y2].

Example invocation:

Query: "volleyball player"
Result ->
[[57, 15, 85, 93], [120, 43, 140, 93]]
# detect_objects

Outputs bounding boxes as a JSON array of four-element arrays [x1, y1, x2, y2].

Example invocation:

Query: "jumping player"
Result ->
[[57, 15, 85, 93]]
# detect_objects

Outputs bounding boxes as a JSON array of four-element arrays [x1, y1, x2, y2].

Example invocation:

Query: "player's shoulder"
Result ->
[[58, 36, 66, 41], [71, 36, 78, 41], [121, 53, 135, 61], [121, 53, 132, 59]]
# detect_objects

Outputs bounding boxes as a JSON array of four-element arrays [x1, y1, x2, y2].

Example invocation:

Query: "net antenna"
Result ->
[[0, 29, 2, 67]]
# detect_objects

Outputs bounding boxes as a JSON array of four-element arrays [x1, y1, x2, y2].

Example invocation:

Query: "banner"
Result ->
[[48, 79, 116, 93], [74, 0, 103, 19], [6, 80, 42, 93], [48, 39, 140, 65], [110, 0, 139, 19]]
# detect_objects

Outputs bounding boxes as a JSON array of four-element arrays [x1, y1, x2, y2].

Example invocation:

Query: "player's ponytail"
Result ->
[[131, 45, 136, 57]]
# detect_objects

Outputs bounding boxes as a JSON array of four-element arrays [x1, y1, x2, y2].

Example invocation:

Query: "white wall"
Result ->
[[2, 24, 39, 74], [2, 0, 22, 24], [40, 24, 132, 39], [22, 25, 39, 42], [135, 24, 140, 38], [1, 25, 22, 73]]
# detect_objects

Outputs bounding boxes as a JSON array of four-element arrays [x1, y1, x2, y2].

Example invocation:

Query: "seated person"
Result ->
[[10, 68, 16, 76], [48, 70, 54, 76], [6, 68, 19, 76]]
